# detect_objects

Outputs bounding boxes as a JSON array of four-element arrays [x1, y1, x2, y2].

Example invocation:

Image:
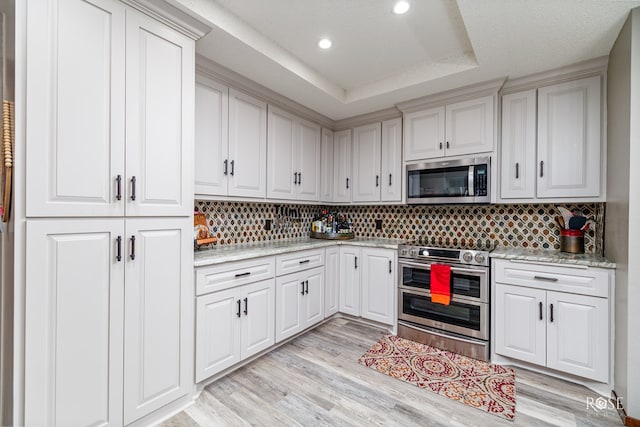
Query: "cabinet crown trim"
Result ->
[[122, 0, 212, 39]]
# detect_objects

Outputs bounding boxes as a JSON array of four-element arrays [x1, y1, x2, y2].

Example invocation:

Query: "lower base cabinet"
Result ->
[[275, 266, 324, 342], [324, 247, 340, 317], [195, 279, 275, 382]]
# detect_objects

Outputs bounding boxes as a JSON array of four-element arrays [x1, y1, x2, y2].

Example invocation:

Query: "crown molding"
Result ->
[[501, 56, 609, 94], [196, 55, 335, 129], [333, 107, 401, 131], [396, 78, 507, 113], [122, 0, 212, 40]]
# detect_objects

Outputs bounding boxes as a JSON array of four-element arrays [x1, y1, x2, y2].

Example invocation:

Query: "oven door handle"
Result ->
[[398, 260, 487, 276]]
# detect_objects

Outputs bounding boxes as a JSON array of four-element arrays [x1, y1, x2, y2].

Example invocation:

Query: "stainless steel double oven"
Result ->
[[397, 245, 490, 361]]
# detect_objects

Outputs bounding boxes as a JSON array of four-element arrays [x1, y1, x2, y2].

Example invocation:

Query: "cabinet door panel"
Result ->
[[195, 288, 240, 382], [537, 76, 601, 198], [324, 247, 340, 317], [228, 90, 267, 198], [352, 123, 381, 202], [25, 219, 124, 427], [26, 0, 125, 217], [333, 130, 352, 203], [124, 218, 191, 424], [320, 129, 334, 202], [267, 106, 296, 199], [381, 118, 403, 202], [494, 284, 546, 366], [242, 280, 276, 359], [547, 291, 608, 382], [361, 249, 395, 325], [445, 96, 494, 157], [303, 268, 325, 328], [500, 90, 536, 199], [339, 247, 360, 316], [126, 10, 193, 216], [195, 78, 229, 196], [403, 107, 444, 161], [275, 274, 304, 342], [297, 120, 321, 201]]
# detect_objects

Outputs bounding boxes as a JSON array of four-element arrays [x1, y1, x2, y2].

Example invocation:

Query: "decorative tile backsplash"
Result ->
[[194, 201, 604, 254]]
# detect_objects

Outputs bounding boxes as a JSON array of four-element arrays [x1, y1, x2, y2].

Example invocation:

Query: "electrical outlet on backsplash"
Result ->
[[194, 200, 605, 255]]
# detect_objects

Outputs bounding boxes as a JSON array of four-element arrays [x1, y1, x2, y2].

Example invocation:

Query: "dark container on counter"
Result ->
[[560, 229, 584, 254]]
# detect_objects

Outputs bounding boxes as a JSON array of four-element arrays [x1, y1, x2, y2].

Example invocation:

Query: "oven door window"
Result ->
[[402, 293, 481, 332], [401, 265, 482, 299], [407, 166, 470, 199]]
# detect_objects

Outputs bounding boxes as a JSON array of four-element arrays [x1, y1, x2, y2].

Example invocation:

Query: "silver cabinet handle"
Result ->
[[534, 275, 558, 282]]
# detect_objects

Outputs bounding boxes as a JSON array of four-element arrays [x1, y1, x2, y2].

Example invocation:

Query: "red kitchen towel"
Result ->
[[430, 264, 451, 305]]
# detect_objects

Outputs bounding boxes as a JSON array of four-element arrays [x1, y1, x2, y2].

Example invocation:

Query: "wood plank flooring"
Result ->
[[162, 318, 622, 426]]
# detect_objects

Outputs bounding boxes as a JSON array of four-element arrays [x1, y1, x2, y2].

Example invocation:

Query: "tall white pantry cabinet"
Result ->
[[22, 0, 204, 426]]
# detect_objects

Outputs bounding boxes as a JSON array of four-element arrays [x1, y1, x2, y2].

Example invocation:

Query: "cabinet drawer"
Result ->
[[276, 249, 325, 276], [196, 257, 275, 296], [493, 259, 610, 298]]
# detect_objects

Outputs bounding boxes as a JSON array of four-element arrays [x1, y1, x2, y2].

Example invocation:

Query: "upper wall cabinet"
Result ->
[[195, 80, 267, 199], [267, 106, 321, 201], [381, 118, 403, 202], [26, 0, 194, 217], [333, 130, 352, 203], [500, 76, 603, 201], [320, 129, 334, 203], [404, 96, 494, 161]]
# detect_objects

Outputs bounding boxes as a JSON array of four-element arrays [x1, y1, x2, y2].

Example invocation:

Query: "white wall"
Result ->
[[606, 6, 640, 419]]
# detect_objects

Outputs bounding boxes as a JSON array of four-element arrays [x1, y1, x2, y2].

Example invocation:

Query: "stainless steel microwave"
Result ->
[[406, 156, 491, 204]]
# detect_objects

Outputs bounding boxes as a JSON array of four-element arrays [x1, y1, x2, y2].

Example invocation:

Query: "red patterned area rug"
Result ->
[[358, 335, 516, 421]]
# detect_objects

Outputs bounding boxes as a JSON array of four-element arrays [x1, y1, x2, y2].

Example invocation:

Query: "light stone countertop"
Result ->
[[194, 237, 407, 267], [490, 247, 616, 269]]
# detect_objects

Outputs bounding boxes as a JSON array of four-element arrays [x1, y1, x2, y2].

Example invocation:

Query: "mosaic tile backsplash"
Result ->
[[194, 200, 605, 254]]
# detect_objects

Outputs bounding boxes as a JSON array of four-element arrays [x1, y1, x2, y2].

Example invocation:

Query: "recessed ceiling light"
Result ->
[[393, 1, 410, 14], [318, 38, 332, 49]]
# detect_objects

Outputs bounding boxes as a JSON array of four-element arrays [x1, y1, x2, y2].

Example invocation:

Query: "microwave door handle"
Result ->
[[468, 166, 475, 197]]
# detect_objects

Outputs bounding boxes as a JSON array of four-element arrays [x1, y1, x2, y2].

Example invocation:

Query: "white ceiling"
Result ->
[[174, 0, 640, 120]]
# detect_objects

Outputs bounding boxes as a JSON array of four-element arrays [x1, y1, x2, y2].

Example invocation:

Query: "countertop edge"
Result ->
[[489, 249, 616, 269]]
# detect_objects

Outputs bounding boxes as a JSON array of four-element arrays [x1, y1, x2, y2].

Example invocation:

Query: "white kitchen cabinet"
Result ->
[[537, 76, 602, 198], [352, 123, 382, 202], [25, 219, 125, 427], [195, 279, 275, 382], [267, 106, 321, 201], [360, 248, 396, 325], [381, 118, 403, 202], [339, 247, 361, 316], [195, 78, 229, 196], [26, 0, 194, 217], [500, 90, 537, 199], [320, 129, 334, 202], [324, 247, 340, 317], [333, 130, 353, 203], [228, 89, 268, 198], [404, 96, 494, 161], [493, 259, 611, 384], [275, 267, 325, 342]]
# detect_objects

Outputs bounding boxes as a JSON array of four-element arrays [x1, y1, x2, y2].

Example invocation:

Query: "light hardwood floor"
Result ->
[[162, 318, 622, 426]]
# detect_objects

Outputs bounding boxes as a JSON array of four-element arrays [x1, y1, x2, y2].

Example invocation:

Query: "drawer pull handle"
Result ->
[[299, 259, 310, 264], [534, 275, 558, 282], [236, 299, 241, 318], [301, 281, 305, 295], [243, 297, 248, 315], [235, 272, 251, 278], [539, 301, 542, 320]]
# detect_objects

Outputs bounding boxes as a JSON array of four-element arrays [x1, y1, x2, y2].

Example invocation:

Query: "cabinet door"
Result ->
[[352, 123, 382, 202], [500, 90, 537, 199], [25, 219, 124, 427], [381, 118, 403, 202], [195, 78, 229, 196], [445, 96, 494, 157], [123, 218, 192, 424], [537, 76, 601, 198], [302, 267, 325, 328], [324, 247, 340, 317], [228, 89, 267, 198], [267, 106, 297, 200], [360, 248, 395, 325], [494, 284, 546, 366], [241, 279, 276, 359], [320, 129, 334, 202], [333, 130, 352, 203], [339, 247, 361, 316], [297, 119, 322, 201], [403, 106, 444, 161], [125, 10, 194, 216], [546, 291, 608, 382], [26, 0, 125, 217], [195, 288, 241, 382], [275, 273, 304, 342]]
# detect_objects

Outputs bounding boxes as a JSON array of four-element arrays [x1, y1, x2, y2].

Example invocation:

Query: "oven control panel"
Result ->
[[398, 245, 490, 267]]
